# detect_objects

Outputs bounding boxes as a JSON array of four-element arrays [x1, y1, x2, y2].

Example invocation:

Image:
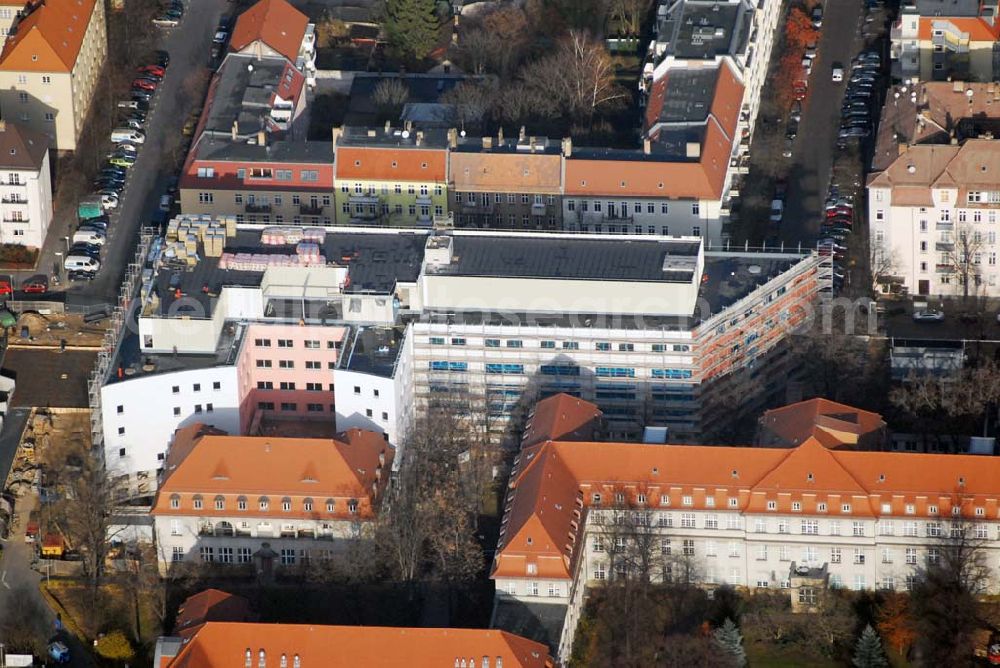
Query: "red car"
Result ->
[[22, 274, 47, 293], [136, 65, 165, 78], [826, 206, 853, 218], [0, 275, 11, 297], [132, 78, 158, 91]]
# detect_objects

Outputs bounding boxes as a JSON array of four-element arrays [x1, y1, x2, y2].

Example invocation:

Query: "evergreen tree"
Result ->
[[383, 0, 440, 62], [852, 624, 889, 668], [713, 617, 747, 667]]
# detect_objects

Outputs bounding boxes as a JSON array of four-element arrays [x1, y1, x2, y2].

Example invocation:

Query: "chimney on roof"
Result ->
[[482, 136, 493, 149], [257, 129, 267, 147], [384, 120, 391, 134], [447, 127, 458, 148], [404, 120, 413, 133], [529, 136, 536, 152], [518, 125, 526, 141], [415, 130, 424, 146], [898, 142, 909, 156], [330, 126, 342, 147], [0, 121, 6, 133], [231, 120, 238, 141], [498, 126, 504, 144], [643, 137, 651, 154], [562, 137, 572, 156], [686, 141, 701, 158]]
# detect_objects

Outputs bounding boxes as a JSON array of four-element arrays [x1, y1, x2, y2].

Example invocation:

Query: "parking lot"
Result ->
[[60, 0, 231, 304]]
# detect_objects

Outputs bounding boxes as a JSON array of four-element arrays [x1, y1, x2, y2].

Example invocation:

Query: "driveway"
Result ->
[[61, 0, 232, 306], [781, 0, 866, 243]]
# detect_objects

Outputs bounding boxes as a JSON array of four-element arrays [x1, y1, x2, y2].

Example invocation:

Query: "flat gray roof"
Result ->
[[657, 0, 752, 60], [194, 137, 333, 164], [429, 236, 701, 283], [657, 69, 718, 124]]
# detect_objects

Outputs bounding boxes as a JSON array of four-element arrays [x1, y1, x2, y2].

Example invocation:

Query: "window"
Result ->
[[852, 521, 865, 537], [830, 547, 841, 563], [171, 547, 183, 562], [279, 360, 294, 369], [905, 547, 917, 565], [766, 500, 777, 511], [256, 360, 272, 368], [213, 381, 221, 390], [798, 588, 817, 606], [280, 549, 296, 566], [681, 513, 696, 528], [200, 547, 214, 563], [841, 503, 852, 513], [237, 547, 252, 564], [853, 548, 865, 565], [682, 539, 695, 556], [801, 520, 818, 535], [259, 497, 270, 511], [506, 340, 523, 348], [198, 192, 214, 204]]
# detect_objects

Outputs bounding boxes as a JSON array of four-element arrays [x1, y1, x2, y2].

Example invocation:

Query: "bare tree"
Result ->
[[910, 499, 992, 665], [869, 241, 902, 297], [61, 456, 118, 596], [891, 360, 1000, 439], [453, 6, 531, 77], [608, 0, 652, 36], [943, 221, 986, 301], [440, 80, 500, 134], [523, 31, 627, 127], [372, 78, 410, 123]]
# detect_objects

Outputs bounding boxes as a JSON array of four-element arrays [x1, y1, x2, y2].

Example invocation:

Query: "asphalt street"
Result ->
[[59, 0, 232, 305], [782, 0, 866, 244]]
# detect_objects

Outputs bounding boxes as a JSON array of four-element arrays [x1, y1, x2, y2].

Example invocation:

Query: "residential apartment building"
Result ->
[[449, 135, 564, 231], [891, 0, 1000, 82], [867, 139, 1000, 296], [491, 394, 1000, 663], [333, 126, 449, 226], [0, 1, 27, 38], [0, 120, 50, 247], [756, 398, 888, 451], [101, 225, 826, 498], [0, 0, 107, 151], [229, 0, 316, 83], [154, 622, 553, 668], [872, 81, 1000, 172], [151, 427, 392, 572]]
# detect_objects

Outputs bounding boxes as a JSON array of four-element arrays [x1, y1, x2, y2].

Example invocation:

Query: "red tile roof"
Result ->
[[0, 0, 99, 73], [495, 414, 1000, 581], [521, 393, 603, 448], [230, 0, 308, 63], [152, 429, 393, 520], [567, 61, 743, 200], [918, 16, 1000, 42], [165, 622, 553, 667], [174, 589, 253, 638], [335, 145, 447, 182], [758, 398, 887, 449]]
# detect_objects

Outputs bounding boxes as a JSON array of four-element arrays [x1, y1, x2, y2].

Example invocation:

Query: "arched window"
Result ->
[[192, 494, 203, 510], [325, 498, 335, 512], [169, 494, 180, 509], [281, 497, 292, 512], [259, 496, 269, 511], [237, 495, 248, 511], [214, 495, 225, 511], [303, 498, 314, 512]]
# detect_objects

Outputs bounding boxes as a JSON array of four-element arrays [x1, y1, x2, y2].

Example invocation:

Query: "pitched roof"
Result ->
[[918, 16, 1000, 42], [0, 0, 98, 73], [230, 0, 308, 63], [521, 394, 603, 448], [335, 145, 448, 182], [868, 139, 1000, 203], [450, 150, 562, 193], [152, 429, 393, 518], [165, 622, 553, 667], [0, 120, 49, 169], [758, 398, 886, 449], [568, 60, 743, 200], [174, 589, 253, 637], [495, 401, 1000, 580]]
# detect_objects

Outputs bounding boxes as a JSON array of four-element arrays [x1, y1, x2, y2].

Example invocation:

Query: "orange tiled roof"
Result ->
[[450, 150, 562, 193], [0, 0, 98, 72], [165, 622, 553, 667], [494, 429, 1000, 580], [336, 145, 447, 182], [174, 589, 252, 638], [567, 61, 743, 200], [521, 393, 602, 448], [758, 398, 886, 449], [230, 0, 308, 63], [918, 16, 1000, 42], [152, 429, 393, 520]]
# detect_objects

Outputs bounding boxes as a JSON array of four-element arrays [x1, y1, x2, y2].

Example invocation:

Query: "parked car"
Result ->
[[48, 641, 70, 664], [137, 64, 165, 77], [159, 194, 173, 212], [790, 100, 802, 122], [130, 89, 153, 103], [0, 275, 12, 297], [68, 269, 97, 281], [782, 138, 794, 158], [73, 230, 105, 246], [132, 78, 158, 91], [111, 129, 145, 144], [811, 5, 823, 27], [786, 119, 799, 140], [21, 275, 48, 293], [804, 42, 818, 59], [100, 193, 119, 209], [64, 255, 100, 272], [155, 50, 170, 68], [769, 199, 784, 222], [153, 14, 180, 27], [109, 154, 136, 168], [913, 309, 945, 322], [831, 62, 844, 82]]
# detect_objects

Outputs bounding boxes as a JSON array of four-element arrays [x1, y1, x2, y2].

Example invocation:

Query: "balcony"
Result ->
[[245, 202, 271, 213], [1, 197, 26, 204], [2, 217, 27, 223], [935, 241, 954, 251], [531, 202, 548, 216], [349, 193, 380, 204], [461, 202, 494, 214], [935, 220, 953, 230], [936, 263, 955, 273], [299, 204, 324, 215], [601, 214, 634, 224]]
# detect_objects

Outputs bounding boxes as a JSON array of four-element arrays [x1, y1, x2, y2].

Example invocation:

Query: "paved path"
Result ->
[[782, 0, 866, 243]]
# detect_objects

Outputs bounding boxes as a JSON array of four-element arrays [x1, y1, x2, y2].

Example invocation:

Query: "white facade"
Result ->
[[101, 366, 241, 494], [561, 196, 722, 244], [0, 150, 52, 248], [495, 506, 1000, 662], [867, 181, 1000, 296]]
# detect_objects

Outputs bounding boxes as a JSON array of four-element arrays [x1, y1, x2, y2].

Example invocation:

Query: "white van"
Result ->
[[72, 230, 105, 246], [110, 129, 145, 144], [64, 256, 100, 272]]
